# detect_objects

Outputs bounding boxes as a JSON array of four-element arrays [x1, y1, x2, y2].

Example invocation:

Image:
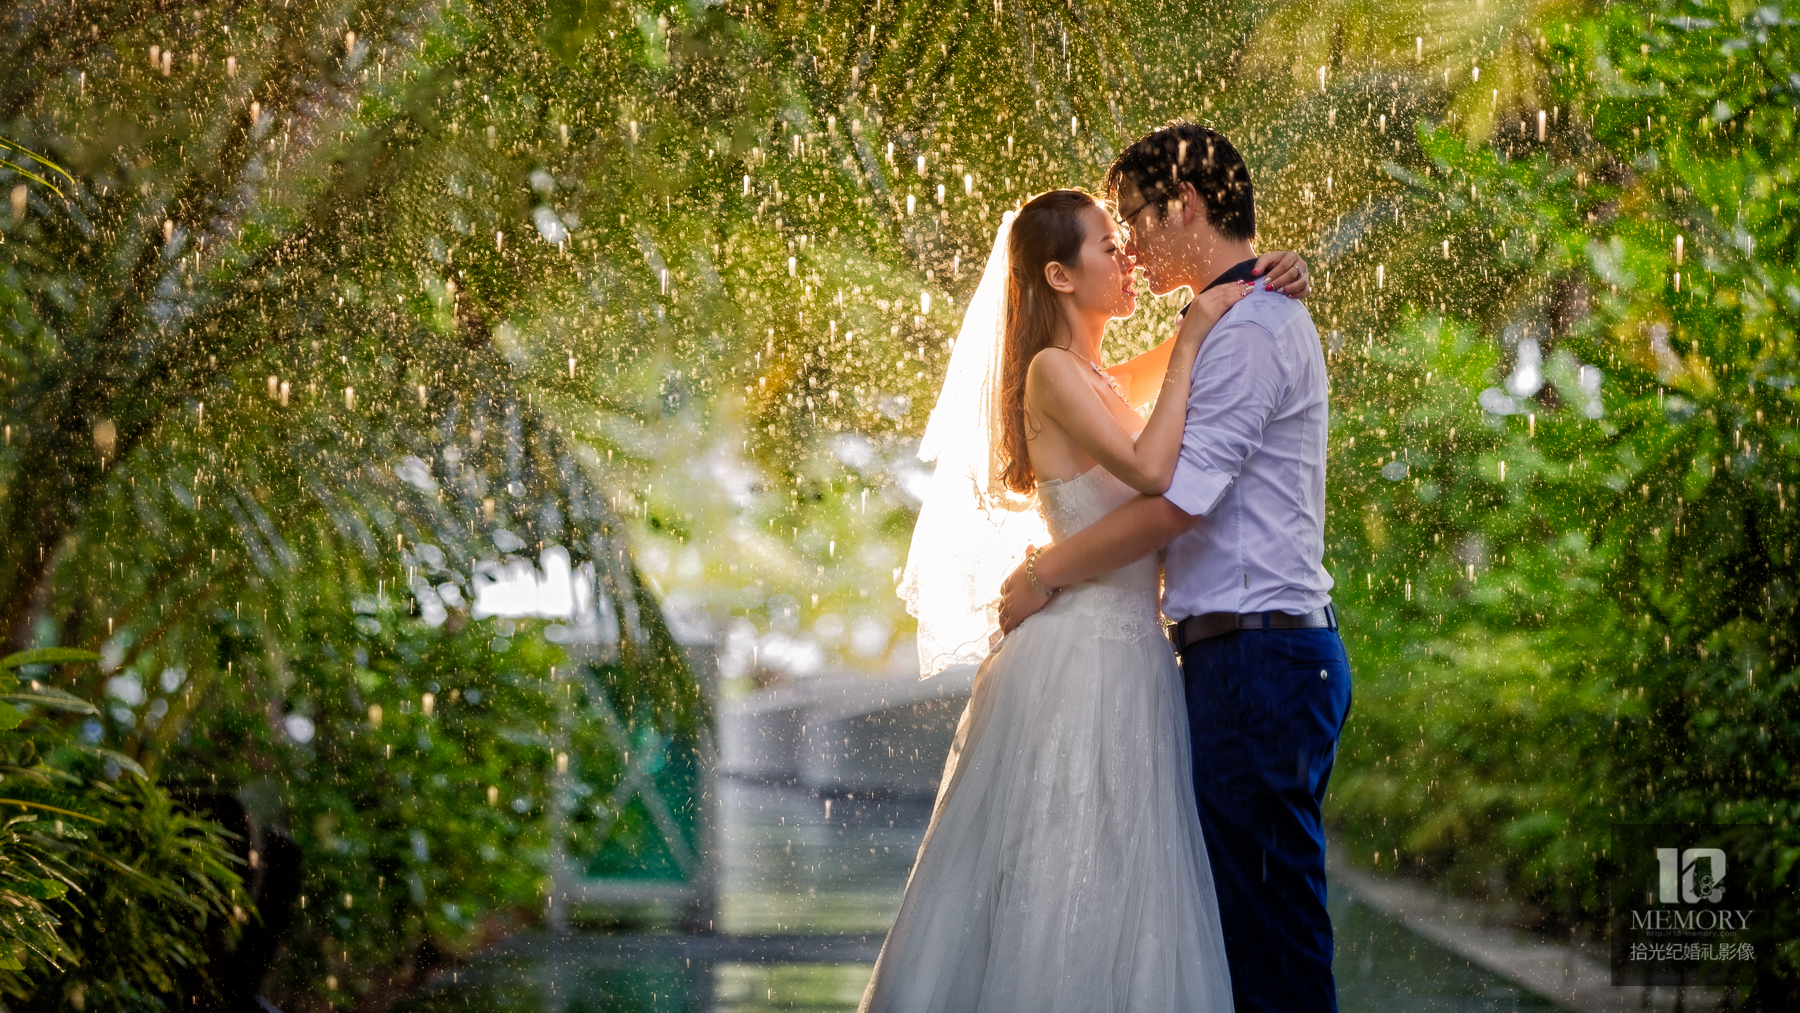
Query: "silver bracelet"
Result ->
[[1026, 546, 1056, 597]]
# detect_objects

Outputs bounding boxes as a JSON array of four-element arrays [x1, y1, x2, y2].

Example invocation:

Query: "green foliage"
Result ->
[[6, 1, 710, 1003], [17, 775, 246, 1013], [200, 600, 564, 1007], [1323, 0, 1800, 1000], [0, 136, 71, 198], [0, 652, 243, 1010]]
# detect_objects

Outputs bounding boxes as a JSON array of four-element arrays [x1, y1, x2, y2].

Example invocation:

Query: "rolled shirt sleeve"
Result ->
[[1163, 316, 1290, 518]]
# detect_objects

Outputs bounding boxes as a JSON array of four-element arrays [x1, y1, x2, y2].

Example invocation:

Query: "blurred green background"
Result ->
[[1, 0, 1796, 1008]]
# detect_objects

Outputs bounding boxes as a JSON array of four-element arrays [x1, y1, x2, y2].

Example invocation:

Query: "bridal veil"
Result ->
[[898, 212, 1050, 678]]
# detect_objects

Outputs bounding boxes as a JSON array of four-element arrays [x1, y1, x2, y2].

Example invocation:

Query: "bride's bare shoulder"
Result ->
[[1023, 346, 1089, 406]]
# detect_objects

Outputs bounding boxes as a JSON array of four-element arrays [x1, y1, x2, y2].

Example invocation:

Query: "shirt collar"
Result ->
[[1181, 257, 1261, 315], [1203, 257, 1262, 291]]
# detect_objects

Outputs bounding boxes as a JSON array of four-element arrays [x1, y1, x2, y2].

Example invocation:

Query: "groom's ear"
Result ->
[[1176, 181, 1205, 228]]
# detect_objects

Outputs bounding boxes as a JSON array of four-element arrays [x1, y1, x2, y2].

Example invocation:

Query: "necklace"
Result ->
[[1049, 345, 1130, 405], [1086, 358, 1131, 405]]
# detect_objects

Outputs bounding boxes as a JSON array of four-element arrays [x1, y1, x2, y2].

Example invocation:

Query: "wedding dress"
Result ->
[[858, 463, 1234, 1013]]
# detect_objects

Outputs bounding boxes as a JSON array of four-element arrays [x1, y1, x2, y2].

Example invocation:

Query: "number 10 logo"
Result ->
[[1657, 847, 1726, 904]]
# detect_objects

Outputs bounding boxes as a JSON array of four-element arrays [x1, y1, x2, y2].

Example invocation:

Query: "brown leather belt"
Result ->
[[1168, 605, 1339, 653]]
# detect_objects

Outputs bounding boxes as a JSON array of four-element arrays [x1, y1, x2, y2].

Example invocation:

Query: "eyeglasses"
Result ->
[[1112, 197, 1156, 236]]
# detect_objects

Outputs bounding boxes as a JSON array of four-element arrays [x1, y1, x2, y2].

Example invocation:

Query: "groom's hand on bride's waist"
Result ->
[[997, 497, 1201, 634]]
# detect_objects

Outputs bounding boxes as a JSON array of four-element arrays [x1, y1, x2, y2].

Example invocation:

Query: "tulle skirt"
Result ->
[[858, 605, 1234, 1013]]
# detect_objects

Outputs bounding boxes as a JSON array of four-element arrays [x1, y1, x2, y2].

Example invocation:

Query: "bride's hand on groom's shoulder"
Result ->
[[997, 550, 1051, 634], [1179, 281, 1254, 347], [1252, 250, 1312, 298]]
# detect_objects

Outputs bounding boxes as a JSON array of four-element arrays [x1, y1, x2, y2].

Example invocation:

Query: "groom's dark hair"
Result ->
[[1105, 121, 1254, 241]]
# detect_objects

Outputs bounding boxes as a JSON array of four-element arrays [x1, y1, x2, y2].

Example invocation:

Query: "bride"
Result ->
[[860, 189, 1309, 1012]]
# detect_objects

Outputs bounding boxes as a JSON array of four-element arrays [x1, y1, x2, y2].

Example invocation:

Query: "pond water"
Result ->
[[395, 780, 1560, 1013]]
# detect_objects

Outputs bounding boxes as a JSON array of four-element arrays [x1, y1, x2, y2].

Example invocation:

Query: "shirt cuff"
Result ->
[[1164, 463, 1233, 518]]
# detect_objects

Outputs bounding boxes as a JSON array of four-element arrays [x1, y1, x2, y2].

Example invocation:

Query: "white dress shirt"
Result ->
[[1161, 284, 1334, 621]]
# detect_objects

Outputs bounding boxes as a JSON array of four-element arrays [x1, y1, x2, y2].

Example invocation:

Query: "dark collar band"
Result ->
[[1203, 257, 1261, 292], [1180, 257, 1260, 316]]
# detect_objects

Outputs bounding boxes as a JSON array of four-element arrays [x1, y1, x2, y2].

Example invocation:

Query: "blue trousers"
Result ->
[[1180, 626, 1352, 1013]]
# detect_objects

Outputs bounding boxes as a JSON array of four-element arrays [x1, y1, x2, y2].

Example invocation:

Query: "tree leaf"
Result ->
[[0, 647, 102, 670], [88, 749, 147, 780], [18, 877, 69, 900], [0, 689, 100, 715], [0, 701, 23, 731]]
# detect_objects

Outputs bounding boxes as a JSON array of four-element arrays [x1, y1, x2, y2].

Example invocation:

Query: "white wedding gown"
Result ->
[[859, 465, 1234, 1013]]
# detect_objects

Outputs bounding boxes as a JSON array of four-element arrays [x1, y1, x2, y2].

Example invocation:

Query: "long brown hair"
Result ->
[[998, 189, 1100, 493]]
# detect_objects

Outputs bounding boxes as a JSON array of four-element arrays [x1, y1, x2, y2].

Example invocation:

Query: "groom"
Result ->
[[1000, 121, 1352, 1012]]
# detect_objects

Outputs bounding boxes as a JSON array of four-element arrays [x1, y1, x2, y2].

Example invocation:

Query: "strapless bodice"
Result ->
[[1033, 467, 1164, 642]]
